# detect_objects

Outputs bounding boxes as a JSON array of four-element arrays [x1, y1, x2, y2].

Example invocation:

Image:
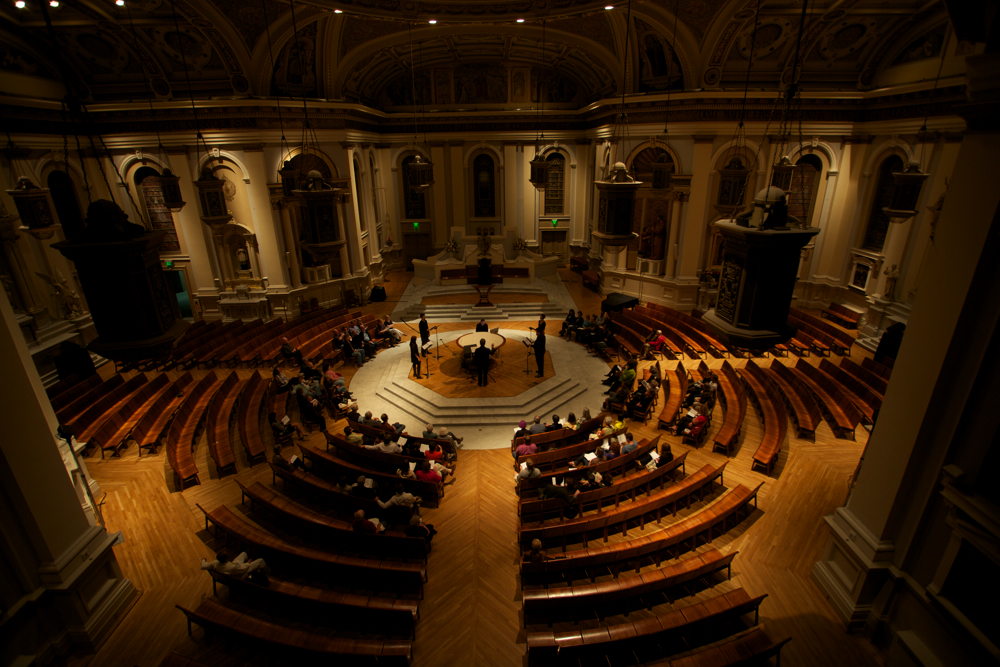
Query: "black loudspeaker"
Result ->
[[478, 258, 492, 286]]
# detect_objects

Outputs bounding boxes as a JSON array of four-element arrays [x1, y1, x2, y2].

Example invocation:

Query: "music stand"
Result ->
[[521, 338, 535, 376], [421, 341, 434, 377]]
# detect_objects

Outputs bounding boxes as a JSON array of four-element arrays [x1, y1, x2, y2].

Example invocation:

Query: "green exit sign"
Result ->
[[551, 219, 558, 226], [165, 260, 174, 268]]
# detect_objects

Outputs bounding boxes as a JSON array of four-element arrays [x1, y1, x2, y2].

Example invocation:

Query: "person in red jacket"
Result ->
[[414, 461, 442, 484]]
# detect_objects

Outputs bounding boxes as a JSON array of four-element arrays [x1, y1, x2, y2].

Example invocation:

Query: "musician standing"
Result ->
[[419, 313, 430, 356], [533, 315, 546, 378], [473, 338, 495, 387]]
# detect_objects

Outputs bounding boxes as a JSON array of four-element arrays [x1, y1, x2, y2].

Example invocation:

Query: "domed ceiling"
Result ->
[[0, 0, 953, 112]]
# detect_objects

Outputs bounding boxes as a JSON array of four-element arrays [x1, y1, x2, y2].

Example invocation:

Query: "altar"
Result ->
[[412, 227, 562, 287]]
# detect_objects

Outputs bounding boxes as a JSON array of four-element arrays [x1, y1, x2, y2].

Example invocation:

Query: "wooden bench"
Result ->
[[739, 360, 788, 475], [667, 625, 791, 667], [91, 373, 172, 458], [326, 432, 431, 477], [518, 462, 725, 551], [132, 372, 195, 455], [823, 302, 863, 329], [74, 373, 151, 445], [198, 504, 426, 594], [269, 462, 386, 518], [712, 361, 748, 456], [519, 450, 687, 524], [790, 308, 854, 355], [526, 587, 767, 666], [818, 359, 881, 423], [55, 374, 125, 426], [176, 597, 411, 666], [520, 483, 761, 586], [516, 427, 628, 473], [791, 359, 861, 439], [862, 355, 893, 380], [237, 480, 427, 561], [48, 374, 102, 414], [517, 436, 661, 498], [657, 362, 688, 430], [206, 371, 247, 477], [165, 372, 222, 489], [582, 270, 600, 291], [522, 548, 738, 626], [569, 256, 588, 273], [767, 361, 822, 440], [236, 371, 269, 465], [301, 444, 442, 509], [206, 569, 418, 639], [219, 318, 284, 367]]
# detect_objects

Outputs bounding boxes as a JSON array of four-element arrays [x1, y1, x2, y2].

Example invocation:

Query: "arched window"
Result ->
[[46, 170, 84, 240], [353, 159, 366, 231], [472, 154, 495, 218], [863, 155, 905, 252], [133, 165, 181, 252], [717, 157, 748, 208], [544, 153, 566, 215], [401, 155, 427, 220], [771, 154, 822, 226], [631, 146, 674, 185]]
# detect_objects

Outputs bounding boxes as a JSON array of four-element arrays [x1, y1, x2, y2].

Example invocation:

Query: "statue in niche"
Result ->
[[883, 264, 899, 301], [650, 216, 667, 260], [36, 271, 83, 316], [237, 245, 250, 272], [638, 224, 653, 257]]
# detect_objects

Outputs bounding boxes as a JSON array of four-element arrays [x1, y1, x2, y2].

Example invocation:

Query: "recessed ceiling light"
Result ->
[[334, 9, 342, 13], [517, 18, 524, 23], [116, 0, 125, 5], [605, 4, 614, 9], [15, 0, 26, 7], [49, 0, 59, 6], [428, 19, 437, 24]]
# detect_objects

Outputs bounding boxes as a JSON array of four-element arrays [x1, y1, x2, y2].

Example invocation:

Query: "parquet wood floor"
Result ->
[[413, 349, 553, 398], [69, 268, 886, 667]]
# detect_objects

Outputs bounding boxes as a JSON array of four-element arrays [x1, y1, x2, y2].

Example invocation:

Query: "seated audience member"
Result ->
[[201, 551, 269, 577], [476, 318, 489, 332], [638, 443, 674, 472], [560, 310, 578, 337], [436, 426, 463, 456], [620, 432, 639, 455], [674, 402, 707, 435], [299, 358, 322, 381], [564, 413, 579, 430], [577, 469, 612, 490], [514, 420, 530, 441], [607, 360, 637, 396], [684, 380, 704, 408], [346, 404, 362, 423], [331, 384, 352, 410], [641, 330, 668, 359], [280, 337, 303, 364], [415, 461, 442, 485], [572, 446, 606, 469], [536, 482, 581, 518], [269, 411, 306, 441], [340, 333, 365, 366], [525, 538, 547, 563], [366, 435, 403, 454], [593, 416, 615, 440], [603, 365, 622, 385], [378, 483, 418, 509], [352, 509, 384, 533], [626, 384, 656, 415], [581, 407, 593, 422], [528, 416, 546, 435], [351, 475, 378, 500], [295, 388, 327, 432], [343, 425, 363, 446], [405, 514, 437, 549], [272, 366, 291, 393], [383, 316, 404, 343], [422, 423, 437, 440], [271, 452, 307, 472], [322, 363, 347, 389], [545, 414, 562, 432], [334, 476, 352, 493], [381, 413, 406, 435], [516, 459, 541, 483], [514, 435, 537, 459]]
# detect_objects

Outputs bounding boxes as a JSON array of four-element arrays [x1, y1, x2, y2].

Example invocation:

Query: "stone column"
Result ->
[[666, 189, 686, 278], [503, 142, 520, 236], [573, 139, 592, 246], [166, 147, 219, 297], [811, 90, 1000, 629], [0, 213, 45, 317], [807, 168, 840, 278], [813, 136, 872, 283], [0, 288, 138, 656], [278, 201, 301, 287], [429, 144, 448, 248], [241, 147, 288, 289], [677, 137, 714, 279]]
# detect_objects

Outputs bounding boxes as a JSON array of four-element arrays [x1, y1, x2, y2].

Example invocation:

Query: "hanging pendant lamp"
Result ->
[[7, 176, 56, 239], [593, 161, 641, 256], [158, 168, 186, 212], [194, 168, 231, 229]]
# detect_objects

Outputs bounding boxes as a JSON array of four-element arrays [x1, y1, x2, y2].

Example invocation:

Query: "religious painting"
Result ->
[[434, 69, 452, 104], [531, 68, 578, 104], [851, 263, 871, 292], [454, 64, 508, 104], [891, 23, 947, 67], [271, 21, 318, 97], [511, 68, 529, 103], [635, 20, 683, 93]]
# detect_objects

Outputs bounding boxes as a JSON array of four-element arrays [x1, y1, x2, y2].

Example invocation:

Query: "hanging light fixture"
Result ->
[[651, 152, 673, 190], [261, 0, 297, 201], [528, 20, 549, 189], [7, 175, 56, 238], [406, 22, 434, 192], [194, 162, 231, 228], [592, 0, 640, 256], [770, 155, 794, 190], [293, 169, 344, 263], [158, 168, 185, 212]]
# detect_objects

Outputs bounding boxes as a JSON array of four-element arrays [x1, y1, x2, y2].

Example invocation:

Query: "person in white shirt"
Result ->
[[377, 483, 418, 509], [200, 551, 269, 577], [366, 436, 402, 454]]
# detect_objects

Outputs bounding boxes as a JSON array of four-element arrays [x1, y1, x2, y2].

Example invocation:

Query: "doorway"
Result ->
[[166, 270, 193, 319], [403, 232, 432, 270]]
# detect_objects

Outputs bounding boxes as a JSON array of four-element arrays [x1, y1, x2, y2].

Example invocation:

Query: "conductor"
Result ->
[[473, 338, 496, 387], [419, 313, 430, 356]]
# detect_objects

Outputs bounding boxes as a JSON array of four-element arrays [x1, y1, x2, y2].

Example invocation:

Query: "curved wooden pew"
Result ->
[[49, 374, 101, 413], [325, 432, 428, 475], [515, 427, 627, 473], [237, 480, 427, 561], [522, 548, 738, 627], [75, 374, 150, 445], [668, 625, 791, 667], [819, 358, 881, 421], [132, 372, 194, 456], [739, 360, 788, 475], [520, 483, 762, 586], [301, 444, 442, 508], [518, 461, 724, 550], [206, 371, 247, 477], [197, 504, 426, 594], [56, 374, 125, 426], [791, 359, 861, 438], [862, 355, 892, 380], [176, 597, 412, 666], [839, 357, 888, 397], [767, 360, 822, 440], [206, 569, 418, 639], [511, 413, 609, 459], [165, 372, 221, 489], [268, 462, 385, 517], [657, 362, 688, 430], [236, 371, 268, 465], [519, 450, 688, 523], [516, 436, 660, 498], [91, 373, 171, 458], [525, 587, 767, 666], [712, 361, 748, 456]]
